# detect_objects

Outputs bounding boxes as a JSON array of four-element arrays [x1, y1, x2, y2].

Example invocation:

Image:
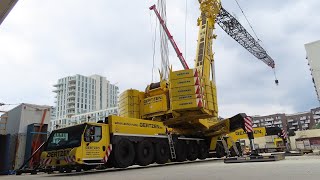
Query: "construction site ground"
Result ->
[[3, 155, 320, 180]]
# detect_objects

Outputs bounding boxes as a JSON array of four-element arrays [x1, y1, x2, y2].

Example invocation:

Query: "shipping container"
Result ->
[[0, 134, 10, 174], [5, 104, 51, 135], [14, 133, 27, 169]]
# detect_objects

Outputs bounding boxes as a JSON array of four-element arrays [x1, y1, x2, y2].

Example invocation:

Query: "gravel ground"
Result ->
[[2, 156, 320, 180]]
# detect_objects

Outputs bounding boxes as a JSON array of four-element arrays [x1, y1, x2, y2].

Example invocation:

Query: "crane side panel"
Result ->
[[142, 94, 168, 115], [109, 116, 166, 135]]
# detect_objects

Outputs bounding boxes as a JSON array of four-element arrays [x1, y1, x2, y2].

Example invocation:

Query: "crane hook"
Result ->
[[273, 68, 279, 85]]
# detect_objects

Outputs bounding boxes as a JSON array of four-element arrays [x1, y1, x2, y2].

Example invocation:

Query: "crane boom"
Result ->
[[217, 7, 275, 68], [150, 5, 190, 70]]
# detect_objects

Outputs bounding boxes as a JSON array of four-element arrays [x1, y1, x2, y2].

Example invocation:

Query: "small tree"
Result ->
[[315, 123, 320, 129]]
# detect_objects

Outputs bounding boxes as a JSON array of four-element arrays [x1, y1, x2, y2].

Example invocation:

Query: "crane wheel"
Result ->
[[154, 140, 170, 164], [230, 147, 237, 157], [65, 168, 72, 173], [198, 141, 209, 160], [175, 140, 187, 162], [135, 140, 155, 166], [215, 141, 224, 158], [113, 138, 135, 168], [187, 141, 198, 161]]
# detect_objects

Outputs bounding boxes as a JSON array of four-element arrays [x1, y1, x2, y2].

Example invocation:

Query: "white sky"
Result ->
[[0, 0, 319, 117]]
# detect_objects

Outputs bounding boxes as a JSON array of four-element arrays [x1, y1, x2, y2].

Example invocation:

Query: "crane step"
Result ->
[[224, 154, 285, 163]]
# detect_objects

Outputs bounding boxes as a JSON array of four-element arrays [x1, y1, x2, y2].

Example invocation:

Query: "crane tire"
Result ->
[[135, 140, 155, 166], [113, 138, 135, 168], [230, 146, 238, 157], [215, 141, 224, 158], [187, 141, 199, 161], [198, 141, 209, 160], [154, 140, 170, 164], [175, 140, 187, 162]]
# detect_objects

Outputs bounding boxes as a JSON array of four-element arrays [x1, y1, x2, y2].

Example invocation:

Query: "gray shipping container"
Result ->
[[2, 103, 51, 171], [14, 133, 27, 169], [5, 103, 51, 134]]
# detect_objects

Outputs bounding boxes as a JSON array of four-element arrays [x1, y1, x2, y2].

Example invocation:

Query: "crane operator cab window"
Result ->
[[84, 125, 102, 142]]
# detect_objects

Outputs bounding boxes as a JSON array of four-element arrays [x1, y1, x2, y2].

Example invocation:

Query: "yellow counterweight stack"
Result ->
[[119, 89, 144, 119], [170, 68, 204, 111], [167, 68, 218, 130]]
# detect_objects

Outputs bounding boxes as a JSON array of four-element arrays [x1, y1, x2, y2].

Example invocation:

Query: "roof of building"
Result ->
[[305, 40, 320, 47]]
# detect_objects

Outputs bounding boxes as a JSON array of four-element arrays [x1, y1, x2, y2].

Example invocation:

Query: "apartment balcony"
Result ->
[[265, 122, 272, 126], [68, 92, 76, 98], [67, 106, 75, 110], [52, 88, 62, 93], [68, 88, 76, 92], [253, 120, 260, 124], [304, 120, 310, 124], [292, 122, 299, 126], [300, 116, 307, 120], [67, 100, 75, 104], [69, 77, 76, 83], [53, 82, 63, 87], [265, 119, 274, 122], [67, 96, 75, 100], [287, 119, 294, 122], [274, 121, 282, 125], [314, 110, 320, 114], [313, 115, 320, 119], [302, 124, 309, 128], [289, 127, 296, 130], [253, 123, 260, 127], [69, 83, 76, 87], [67, 110, 75, 115]]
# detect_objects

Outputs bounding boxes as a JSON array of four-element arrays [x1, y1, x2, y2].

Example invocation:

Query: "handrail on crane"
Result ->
[[149, 4, 189, 70]]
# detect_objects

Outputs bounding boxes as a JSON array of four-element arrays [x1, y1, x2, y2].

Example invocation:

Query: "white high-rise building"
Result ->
[[51, 74, 119, 130], [305, 40, 320, 101]]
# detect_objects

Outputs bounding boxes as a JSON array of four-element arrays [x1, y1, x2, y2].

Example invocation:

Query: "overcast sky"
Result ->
[[0, 0, 319, 117]]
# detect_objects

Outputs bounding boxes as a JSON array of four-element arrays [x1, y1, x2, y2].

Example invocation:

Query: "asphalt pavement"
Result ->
[[2, 156, 320, 180]]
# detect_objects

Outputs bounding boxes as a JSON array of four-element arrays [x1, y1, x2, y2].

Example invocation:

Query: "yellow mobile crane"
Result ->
[[16, 0, 281, 174]]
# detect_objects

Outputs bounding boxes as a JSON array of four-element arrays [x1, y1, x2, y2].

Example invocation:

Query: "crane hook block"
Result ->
[[275, 79, 279, 85]]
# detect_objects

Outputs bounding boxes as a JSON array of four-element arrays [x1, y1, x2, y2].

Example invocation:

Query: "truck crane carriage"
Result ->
[[16, 0, 282, 174]]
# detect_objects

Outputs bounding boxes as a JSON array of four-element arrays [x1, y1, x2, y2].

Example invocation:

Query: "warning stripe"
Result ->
[[194, 69, 199, 77], [194, 77, 200, 85], [196, 98, 203, 107], [195, 85, 201, 94], [64, 156, 76, 163], [40, 158, 52, 166], [244, 116, 253, 132], [103, 144, 113, 163], [281, 129, 288, 139]]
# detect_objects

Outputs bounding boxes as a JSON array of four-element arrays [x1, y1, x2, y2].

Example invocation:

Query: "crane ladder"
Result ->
[[167, 132, 176, 159]]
